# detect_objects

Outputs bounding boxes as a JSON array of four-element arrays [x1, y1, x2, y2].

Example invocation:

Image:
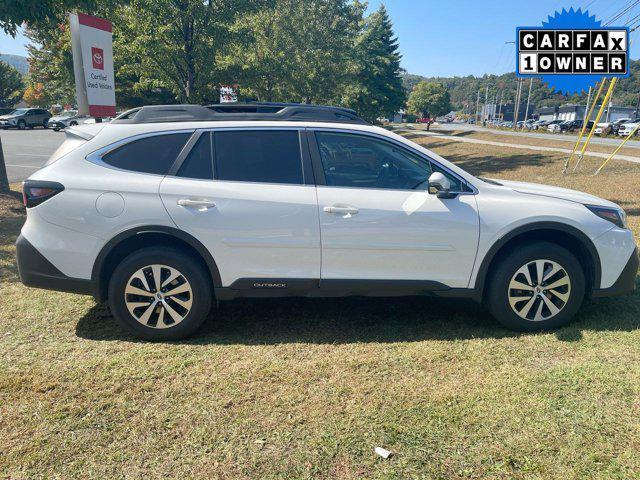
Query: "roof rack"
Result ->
[[111, 103, 368, 125]]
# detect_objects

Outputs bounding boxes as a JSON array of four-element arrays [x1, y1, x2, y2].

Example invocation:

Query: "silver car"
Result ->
[[47, 110, 93, 131], [0, 108, 51, 130]]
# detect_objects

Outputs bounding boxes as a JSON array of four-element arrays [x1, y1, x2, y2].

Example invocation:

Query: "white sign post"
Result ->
[[69, 12, 116, 118]]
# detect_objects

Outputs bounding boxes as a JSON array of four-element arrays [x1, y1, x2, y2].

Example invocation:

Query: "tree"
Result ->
[[0, 60, 24, 107], [115, 0, 257, 103], [407, 81, 451, 118], [340, 4, 405, 122], [225, 0, 362, 104]]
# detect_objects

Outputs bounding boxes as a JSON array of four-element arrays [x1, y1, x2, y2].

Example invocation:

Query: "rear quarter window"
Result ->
[[102, 133, 191, 175]]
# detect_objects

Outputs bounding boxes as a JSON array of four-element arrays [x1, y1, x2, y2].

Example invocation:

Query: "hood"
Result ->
[[490, 179, 620, 208], [0, 114, 15, 120]]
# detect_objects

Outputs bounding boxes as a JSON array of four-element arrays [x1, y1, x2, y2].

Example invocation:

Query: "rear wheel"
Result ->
[[108, 247, 212, 340], [487, 242, 585, 331], [42, 119, 48, 129]]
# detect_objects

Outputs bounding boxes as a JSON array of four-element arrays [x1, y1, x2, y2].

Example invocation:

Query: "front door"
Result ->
[[160, 129, 321, 288], [310, 130, 479, 289]]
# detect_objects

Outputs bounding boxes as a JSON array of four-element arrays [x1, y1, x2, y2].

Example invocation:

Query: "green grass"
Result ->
[[1, 134, 640, 478]]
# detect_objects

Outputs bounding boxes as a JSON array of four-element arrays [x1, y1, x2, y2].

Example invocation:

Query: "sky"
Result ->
[[2, 0, 640, 78]]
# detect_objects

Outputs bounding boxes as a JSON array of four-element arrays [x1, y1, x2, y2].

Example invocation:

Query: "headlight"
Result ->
[[585, 204, 627, 229]]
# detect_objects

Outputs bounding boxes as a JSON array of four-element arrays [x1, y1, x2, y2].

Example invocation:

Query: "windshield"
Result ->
[[58, 111, 78, 118]]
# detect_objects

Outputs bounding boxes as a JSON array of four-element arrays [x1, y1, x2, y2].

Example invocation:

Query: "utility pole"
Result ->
[[512, 79, 523, 130], [498, 90, 504, 121], [475, 89, 481, 123], [522, 78, 533, 128], [483, 85, 489, 123]]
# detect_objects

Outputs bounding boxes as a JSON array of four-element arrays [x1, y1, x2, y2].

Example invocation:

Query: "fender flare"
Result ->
[[91, 225, 223, 298], [473, 221, 602, 295]]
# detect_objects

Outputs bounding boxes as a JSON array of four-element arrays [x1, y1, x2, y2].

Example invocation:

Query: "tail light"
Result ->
[[22, 180, 65, 208]]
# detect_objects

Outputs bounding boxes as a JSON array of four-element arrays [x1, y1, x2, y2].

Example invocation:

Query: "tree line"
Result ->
[[1, 0, 406, 123], [403, 60, 640, 114]]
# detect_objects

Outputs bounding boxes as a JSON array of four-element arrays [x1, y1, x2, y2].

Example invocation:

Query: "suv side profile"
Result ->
[[0, 108, 52, 130], [16, 104, 638, 340]]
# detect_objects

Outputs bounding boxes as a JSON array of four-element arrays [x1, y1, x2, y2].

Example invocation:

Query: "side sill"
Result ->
[[215, 278, 480, 301]]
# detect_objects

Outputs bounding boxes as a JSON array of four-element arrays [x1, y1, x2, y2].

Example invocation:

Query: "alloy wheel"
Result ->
[[124, 264, 193, 329], [508, 259, 571, 322]]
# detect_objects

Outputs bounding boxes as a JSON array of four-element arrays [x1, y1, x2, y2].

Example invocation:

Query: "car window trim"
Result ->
[[168, 130, 206, 177], [306, 127, 476, 194]]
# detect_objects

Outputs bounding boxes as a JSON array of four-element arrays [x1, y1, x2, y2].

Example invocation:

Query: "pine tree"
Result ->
[[342, 4, 405, 122]]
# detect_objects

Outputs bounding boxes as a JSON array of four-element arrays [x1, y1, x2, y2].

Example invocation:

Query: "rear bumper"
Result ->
[[16, 234, 97, 296], [592, 247, 639, 298]]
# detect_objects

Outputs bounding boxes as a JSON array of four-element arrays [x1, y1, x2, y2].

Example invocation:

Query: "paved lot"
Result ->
[[1, 128, 65, 183]]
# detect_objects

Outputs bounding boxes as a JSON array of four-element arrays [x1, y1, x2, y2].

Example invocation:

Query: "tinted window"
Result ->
[[177, 133, 213, 180], [214, 130, 303, 184], [103, 133, 191, 175], [315, 132, 462, 190]]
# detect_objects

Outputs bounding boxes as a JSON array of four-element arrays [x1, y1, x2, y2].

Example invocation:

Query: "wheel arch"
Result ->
[[474, 222, 601, 301], [92, 225, 222, 301]]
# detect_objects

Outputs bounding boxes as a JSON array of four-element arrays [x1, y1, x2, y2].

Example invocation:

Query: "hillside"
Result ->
[[0, 54, 28, 75], [402, 60, 640, 112]]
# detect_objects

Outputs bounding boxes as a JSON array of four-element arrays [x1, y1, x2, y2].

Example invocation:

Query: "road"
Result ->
[[1, 128, 65, 183], [433, 121, 640, 149]]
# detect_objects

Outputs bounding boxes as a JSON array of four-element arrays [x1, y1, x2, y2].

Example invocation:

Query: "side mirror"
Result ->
[[428, 172, 456, 199]]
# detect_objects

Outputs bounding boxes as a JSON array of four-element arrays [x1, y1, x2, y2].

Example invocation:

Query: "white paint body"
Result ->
[[23, 120, 636, 291]]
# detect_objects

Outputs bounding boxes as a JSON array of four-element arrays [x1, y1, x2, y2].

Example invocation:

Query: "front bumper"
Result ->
[[48, 121, 66, 129], [592, 247, 639, 298], [16, 234, 97, 296]]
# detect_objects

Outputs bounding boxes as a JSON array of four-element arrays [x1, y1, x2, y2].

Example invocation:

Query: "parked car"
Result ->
[[551, 120, 593, 133], [16, 103, 638, 340], [0, 108, 52, 130], [532, 119, 551, 130], [617, 119, 640, 137], [596, 118, 632, 136], [545, 120, 564, 132], [47, 110, 94, 131]]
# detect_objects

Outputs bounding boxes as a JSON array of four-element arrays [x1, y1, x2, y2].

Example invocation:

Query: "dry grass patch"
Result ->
[[1, 137, 640, 480]]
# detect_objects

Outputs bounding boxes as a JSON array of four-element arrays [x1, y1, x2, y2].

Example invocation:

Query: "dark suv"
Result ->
[[0, 108, 52, 130]]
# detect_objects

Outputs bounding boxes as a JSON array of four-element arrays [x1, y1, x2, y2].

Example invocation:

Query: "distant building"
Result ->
[[481, 103, 533, 122], [536, 106, 558, 121]]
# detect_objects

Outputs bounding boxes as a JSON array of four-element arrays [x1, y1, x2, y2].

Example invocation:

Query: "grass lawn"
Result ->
[[1, 135, 639, 479]]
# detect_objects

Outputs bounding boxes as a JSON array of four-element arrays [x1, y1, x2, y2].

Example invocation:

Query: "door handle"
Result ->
[[323, 205, 359, 215], [177, 199, 216, 209]]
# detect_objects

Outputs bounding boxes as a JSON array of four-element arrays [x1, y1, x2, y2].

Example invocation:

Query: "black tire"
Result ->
[[487, 242, 585, 331], [108, 247, 212, 341], [53, 128, 60, 132], [17, 120, 26, 130], [69, 121, 78, 126], [42, 120, 49, 129]]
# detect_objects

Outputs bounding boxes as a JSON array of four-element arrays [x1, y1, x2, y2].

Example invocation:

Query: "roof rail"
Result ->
[[111, 103, 368, 125]]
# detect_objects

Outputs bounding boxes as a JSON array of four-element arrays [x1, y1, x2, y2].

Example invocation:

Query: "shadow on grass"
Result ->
[[75, 285, 640, 345]]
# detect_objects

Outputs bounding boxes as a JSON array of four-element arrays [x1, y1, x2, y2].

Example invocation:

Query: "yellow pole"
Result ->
[[563, 79, 606, 173], [573, 77, 618, 172], [593, 123, 640, 175]]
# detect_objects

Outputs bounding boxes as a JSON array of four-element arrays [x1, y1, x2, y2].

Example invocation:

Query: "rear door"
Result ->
[[309, 129, 479, 289], [159, 128, 321, 289]]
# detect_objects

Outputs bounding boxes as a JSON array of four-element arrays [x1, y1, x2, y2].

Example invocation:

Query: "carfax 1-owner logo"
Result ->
[[516, 7, 629, 94]]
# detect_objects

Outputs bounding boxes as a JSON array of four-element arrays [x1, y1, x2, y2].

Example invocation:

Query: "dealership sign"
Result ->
[[69, 13, 116, 117], [516, 8, 629, 94]]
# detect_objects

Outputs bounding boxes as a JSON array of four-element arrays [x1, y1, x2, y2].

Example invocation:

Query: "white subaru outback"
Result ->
[[16, 104, 638, 340]]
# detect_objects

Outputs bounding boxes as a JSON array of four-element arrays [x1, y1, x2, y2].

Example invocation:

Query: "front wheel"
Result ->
[[108, 247, 212, 340], [17, 120, 26, 130], [487, 242, 585, 331]]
